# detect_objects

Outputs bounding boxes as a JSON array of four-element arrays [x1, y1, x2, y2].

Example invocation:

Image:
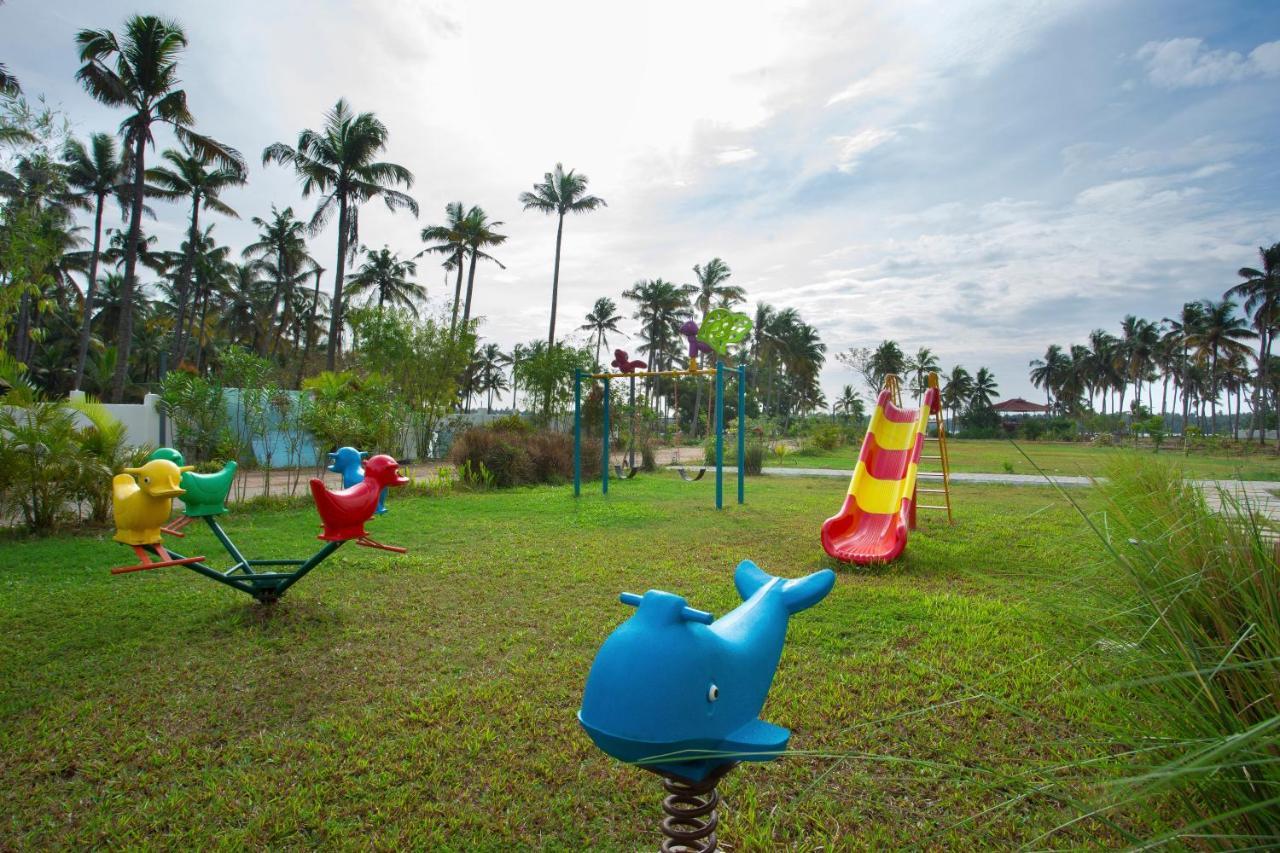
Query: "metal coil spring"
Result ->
[[660, 774, 721, 853]]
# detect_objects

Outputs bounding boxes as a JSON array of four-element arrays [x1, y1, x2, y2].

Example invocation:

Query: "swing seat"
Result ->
[[677, 467, 707, 482], [613, 464, 640, 480]]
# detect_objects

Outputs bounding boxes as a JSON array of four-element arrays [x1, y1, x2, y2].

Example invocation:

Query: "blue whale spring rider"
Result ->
[[327, 446, 388, 514], [579, 560, 836, 781]]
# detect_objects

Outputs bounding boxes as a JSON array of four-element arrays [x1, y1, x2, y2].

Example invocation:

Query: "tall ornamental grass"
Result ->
[[1080, 457, 1280, 846]]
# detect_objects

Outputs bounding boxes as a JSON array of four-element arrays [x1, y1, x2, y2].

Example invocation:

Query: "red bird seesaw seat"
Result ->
[[310, 454, 410, 552], [821, 384, 940, 565]]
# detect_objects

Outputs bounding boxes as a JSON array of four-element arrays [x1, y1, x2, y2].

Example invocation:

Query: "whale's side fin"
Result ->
[[734, 560, 837, 614]]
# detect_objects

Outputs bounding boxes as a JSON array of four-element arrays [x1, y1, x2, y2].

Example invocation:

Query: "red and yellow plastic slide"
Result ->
[[821, 385, 940, 564]]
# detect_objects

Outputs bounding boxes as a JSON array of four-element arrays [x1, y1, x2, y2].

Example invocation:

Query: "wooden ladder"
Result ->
[[915, 372, 954, 525]]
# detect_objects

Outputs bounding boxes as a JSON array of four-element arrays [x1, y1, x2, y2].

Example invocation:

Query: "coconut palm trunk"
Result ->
[[109, 133, 147, 401], [327, 195, 350, 370], [450, 249, 464, 329], [548, 211, 564, 348], [463, 249, 479, 328], [170, 198, 202, 364], [72, 194, 106, 390], [296, 268, 322, 388]]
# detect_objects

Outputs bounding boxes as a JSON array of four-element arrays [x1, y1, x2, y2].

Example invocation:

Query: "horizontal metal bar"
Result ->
[[918, 504, 950, 510], [245, 559, 307, 566], [590, 369, 719, 379], [921, 454, 943, 460], [237, 573, 300, 583], [917, 488, 948, 493]]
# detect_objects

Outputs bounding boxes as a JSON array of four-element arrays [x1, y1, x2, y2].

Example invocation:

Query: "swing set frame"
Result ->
[[572, 360, 747, 509]]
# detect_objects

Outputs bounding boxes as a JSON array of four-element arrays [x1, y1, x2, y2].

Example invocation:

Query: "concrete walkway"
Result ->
[[738, 466, 1280, 522]]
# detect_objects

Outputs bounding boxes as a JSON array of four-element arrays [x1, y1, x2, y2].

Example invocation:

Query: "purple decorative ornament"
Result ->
[[680, 321, 714, 362]]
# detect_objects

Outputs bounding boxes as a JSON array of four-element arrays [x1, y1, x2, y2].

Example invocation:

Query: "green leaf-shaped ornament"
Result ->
[[699, 309, 754, 356]]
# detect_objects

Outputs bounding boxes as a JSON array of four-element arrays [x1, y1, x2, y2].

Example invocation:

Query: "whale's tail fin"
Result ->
[[734, 560, 836, 614]]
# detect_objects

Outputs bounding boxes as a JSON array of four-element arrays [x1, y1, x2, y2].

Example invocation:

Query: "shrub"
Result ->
[[1020, 418, 1045, 440], [450, 428, 596, 487], [450, 429, 533, 487], [811, 424, 844, 451], [158, 370, 231, 464], [488, 414, 531, 434], [698, 439, 764, 474]]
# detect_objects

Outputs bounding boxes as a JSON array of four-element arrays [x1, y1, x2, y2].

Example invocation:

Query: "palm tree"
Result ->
[[459, 205, 506, 328], [622, 278, 693, 411], [345, 246, 423, 313], [1118, 315, 1159, 412], [242, 205, 316, 356], [833, 385, 864, 422], [1085, 329, 1120, 415], [941, 365, 973, 430], [1188, 298, 1256, 433], [868, 340, 907, 391], [691, 258, 742, 319], [62, 132, 126, 390], [222, 261, 270, 349], [76, 14, 242, 400], [971, 367, 999, 410], [473, 343, 512, 412], [581, 297, 625, 368], [689, 257, 744, 433], [263, 98, 418, 368], [1028, 344, 1069, 410], [508, 342, 529, 412], [146, 141, 247, 366], [519, 163, 606, 347], [1162, 303, 1204, 435], [1228, 243, 1280, 443], [777, 319, 827, 426], [420, 201, 468, 329], [0, 1, 19, 97], [906, 347, 941, 398]]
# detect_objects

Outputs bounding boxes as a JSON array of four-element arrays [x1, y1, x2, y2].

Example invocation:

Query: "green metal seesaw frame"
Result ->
[[114, 516, 346, 605]]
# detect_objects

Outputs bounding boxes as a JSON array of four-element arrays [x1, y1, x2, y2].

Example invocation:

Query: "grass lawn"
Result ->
[[1, 474, 1152, 849], [770, 437, 1280, 481]]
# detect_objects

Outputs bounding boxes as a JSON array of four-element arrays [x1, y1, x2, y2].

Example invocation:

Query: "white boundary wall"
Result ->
[[68, 390, 163, 447]]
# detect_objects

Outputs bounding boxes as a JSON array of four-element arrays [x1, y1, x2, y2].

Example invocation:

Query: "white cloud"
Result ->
[[825, 65, 922, 106], [830, 128, 897, 173], [716, 148, 758, 165], [1136, 37, 1280, 89]]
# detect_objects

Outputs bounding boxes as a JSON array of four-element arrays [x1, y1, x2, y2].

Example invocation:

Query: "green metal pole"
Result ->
[[738, 362, 746, 505], [573, 368, 582, 497], [602, 378, 610, 495], [270, 540, 344, 599], [715, 361, 724, 509], [205, 516, 253, 574]]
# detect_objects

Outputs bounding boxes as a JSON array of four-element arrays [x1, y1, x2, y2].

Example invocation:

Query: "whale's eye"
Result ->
[[707, 684, 720, 702]]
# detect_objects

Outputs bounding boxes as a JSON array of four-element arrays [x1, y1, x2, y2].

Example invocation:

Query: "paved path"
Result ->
[[733, 466, 1280, 522], [678, 464, 1280, 522]]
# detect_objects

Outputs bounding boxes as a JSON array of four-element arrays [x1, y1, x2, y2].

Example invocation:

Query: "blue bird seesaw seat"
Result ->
[[327, 446, 388, 515], [579, 560, 835, 782]]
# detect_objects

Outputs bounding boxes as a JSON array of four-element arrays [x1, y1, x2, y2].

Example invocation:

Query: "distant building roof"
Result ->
[[993, 397, 1051, 414]]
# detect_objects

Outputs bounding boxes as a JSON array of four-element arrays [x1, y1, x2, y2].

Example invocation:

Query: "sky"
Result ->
[[4, 0, 1280, 404]]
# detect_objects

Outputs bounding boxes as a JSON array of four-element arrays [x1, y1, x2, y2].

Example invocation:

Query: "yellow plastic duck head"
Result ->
[[123, 459, 194, 499]]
